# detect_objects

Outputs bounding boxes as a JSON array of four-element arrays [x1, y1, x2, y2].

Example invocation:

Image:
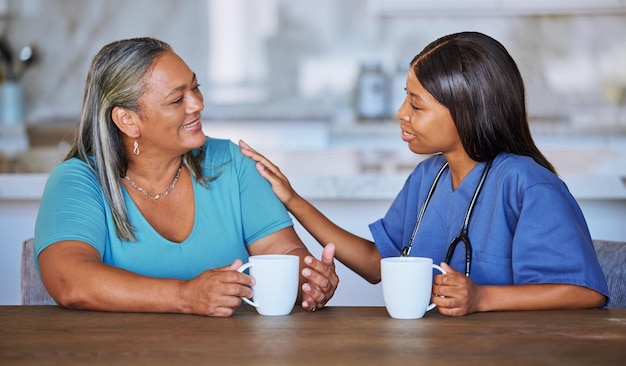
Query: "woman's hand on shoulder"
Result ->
[[181, 260, 255, 317], [239, 140, 298, 207]]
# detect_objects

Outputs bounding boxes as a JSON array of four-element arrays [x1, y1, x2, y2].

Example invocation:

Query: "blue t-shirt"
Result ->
[[370, 153, 609, 298], [34, 138, 293, 279]]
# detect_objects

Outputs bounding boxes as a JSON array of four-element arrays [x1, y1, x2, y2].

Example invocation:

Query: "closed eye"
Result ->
[[404, 88, 421, 110], [171, 84, 201, 105]]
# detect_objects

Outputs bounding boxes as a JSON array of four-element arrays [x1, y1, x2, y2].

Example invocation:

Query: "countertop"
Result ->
[[2, 171, 626, 202]]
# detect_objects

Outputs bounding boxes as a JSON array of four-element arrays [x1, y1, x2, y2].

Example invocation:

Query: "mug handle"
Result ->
[[237, 262, 259, 307], [426, 264, 447, 311]]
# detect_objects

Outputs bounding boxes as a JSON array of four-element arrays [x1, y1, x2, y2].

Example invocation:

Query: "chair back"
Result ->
[[593, 239, 626, 308], [21, 238, 55, 305]]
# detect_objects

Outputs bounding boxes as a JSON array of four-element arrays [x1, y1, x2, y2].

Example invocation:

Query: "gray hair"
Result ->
[[65, 37, 213, 242]]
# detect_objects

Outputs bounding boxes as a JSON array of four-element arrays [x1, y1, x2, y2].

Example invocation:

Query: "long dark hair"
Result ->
[[411, 31, 555, 173]]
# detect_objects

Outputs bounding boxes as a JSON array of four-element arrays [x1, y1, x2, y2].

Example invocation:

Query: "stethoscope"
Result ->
[[400, 159, 492, 276]]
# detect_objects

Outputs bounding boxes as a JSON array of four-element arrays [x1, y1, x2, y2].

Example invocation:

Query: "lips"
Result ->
[[180, 119, 200, 129], [401, 128, 416, 142]]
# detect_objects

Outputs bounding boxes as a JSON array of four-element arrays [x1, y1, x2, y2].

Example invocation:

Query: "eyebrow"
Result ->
[[165, 73, 197, 99], [408, 89, 425, 103]]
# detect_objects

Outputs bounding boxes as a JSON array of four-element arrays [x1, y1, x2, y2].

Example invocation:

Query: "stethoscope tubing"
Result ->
[[401, 159, 493, 277], [401, 161, 449, 257]]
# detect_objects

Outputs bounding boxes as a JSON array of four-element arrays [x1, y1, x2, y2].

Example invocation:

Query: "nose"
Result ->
[[396, 98, 410, 124], [187, 90, 204, 114]]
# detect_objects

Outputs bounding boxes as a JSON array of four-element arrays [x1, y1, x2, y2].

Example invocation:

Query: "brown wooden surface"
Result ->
[[1, 305, 625, 365]]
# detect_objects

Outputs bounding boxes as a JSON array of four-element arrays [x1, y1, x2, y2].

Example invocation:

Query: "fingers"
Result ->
[[239, 140, 285, 180], [302, 266, 332, 294], [439, 262, 455, 273], [239, 140, 276, 170], [301, 280, 330, 312], [184, 267, 256, 317], [238, 140, 265, 165], [239, 140, 261, 158], [431, 284, 467, 316], [238, 139, 255, 152], [207, 267, 254, 294], [215, 259, 255, 287], [320, 243, 336, 265], [304, 245, 336, 275], [431, 264, 478, 316], [300, 246, 339, 312], [434, 262, 460, 285], [222, 259, 244, 271], [301, 289, 318, 312]]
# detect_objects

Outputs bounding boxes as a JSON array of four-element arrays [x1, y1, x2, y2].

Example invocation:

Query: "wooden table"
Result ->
[[1, 306, 625, 365]]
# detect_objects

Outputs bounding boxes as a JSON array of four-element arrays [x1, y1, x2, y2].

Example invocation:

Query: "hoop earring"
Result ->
[[133, 140, 140, 156]]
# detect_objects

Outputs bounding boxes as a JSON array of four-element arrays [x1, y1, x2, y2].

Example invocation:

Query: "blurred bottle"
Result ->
[[355, 60, 387, 120], [0, 81, 28, 158], [0, 81, 24, 126], [388, 60, 409, 119]]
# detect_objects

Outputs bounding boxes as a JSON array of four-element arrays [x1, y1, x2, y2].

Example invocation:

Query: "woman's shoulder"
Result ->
[[49, 157, 98, 181], [201, 137, 241, 158], [492, 153, 564, 188], [203, 136, 234, 147], [494, 153, 553, 174], [43, 157, 103, 198], [198, 137, 249, 176]]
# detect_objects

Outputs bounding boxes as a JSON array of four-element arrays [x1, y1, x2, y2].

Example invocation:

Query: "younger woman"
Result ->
[[240, 31, 608, 316]]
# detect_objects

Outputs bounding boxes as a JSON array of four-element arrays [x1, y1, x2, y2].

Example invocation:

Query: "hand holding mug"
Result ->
[[432, 262, 483, 316], [180, 260, 254, 317]]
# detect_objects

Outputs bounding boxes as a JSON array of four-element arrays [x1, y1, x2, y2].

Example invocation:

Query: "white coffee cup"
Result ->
[[381, 257, 446, 319], [237, 254, 299, 316]]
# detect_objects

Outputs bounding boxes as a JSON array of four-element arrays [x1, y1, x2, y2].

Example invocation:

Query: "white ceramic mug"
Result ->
[[237, 254, 299, 316], [381, 257, 446, 319]]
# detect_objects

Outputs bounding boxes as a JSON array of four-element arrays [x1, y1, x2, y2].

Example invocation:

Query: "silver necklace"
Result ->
[[124, 164, 183, 200]]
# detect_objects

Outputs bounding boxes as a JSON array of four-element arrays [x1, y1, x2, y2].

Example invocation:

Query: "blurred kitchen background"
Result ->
[[1, 0, 625, 305]]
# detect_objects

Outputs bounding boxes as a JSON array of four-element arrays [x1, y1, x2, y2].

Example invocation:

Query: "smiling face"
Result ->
[[397, 66, 465, 159], [133, 51, 206, 158]]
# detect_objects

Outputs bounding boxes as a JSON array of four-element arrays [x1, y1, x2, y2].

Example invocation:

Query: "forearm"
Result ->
[[477, 284, 607, 312], [287, 193, 382, 283], [38, 241, 191, 314], [46, 260, 188, 314]]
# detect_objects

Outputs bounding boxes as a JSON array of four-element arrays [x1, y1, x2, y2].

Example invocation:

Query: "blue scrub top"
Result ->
[[370, 153, 609, 298]]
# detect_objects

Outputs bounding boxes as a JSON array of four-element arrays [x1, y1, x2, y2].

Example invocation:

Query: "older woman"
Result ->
[[35, 37, 338, 316]]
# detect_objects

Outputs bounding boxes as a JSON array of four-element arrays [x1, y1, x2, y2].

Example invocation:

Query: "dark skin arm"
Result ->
[[432, 263, 607, 316], [239, 140, 382, 283]]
